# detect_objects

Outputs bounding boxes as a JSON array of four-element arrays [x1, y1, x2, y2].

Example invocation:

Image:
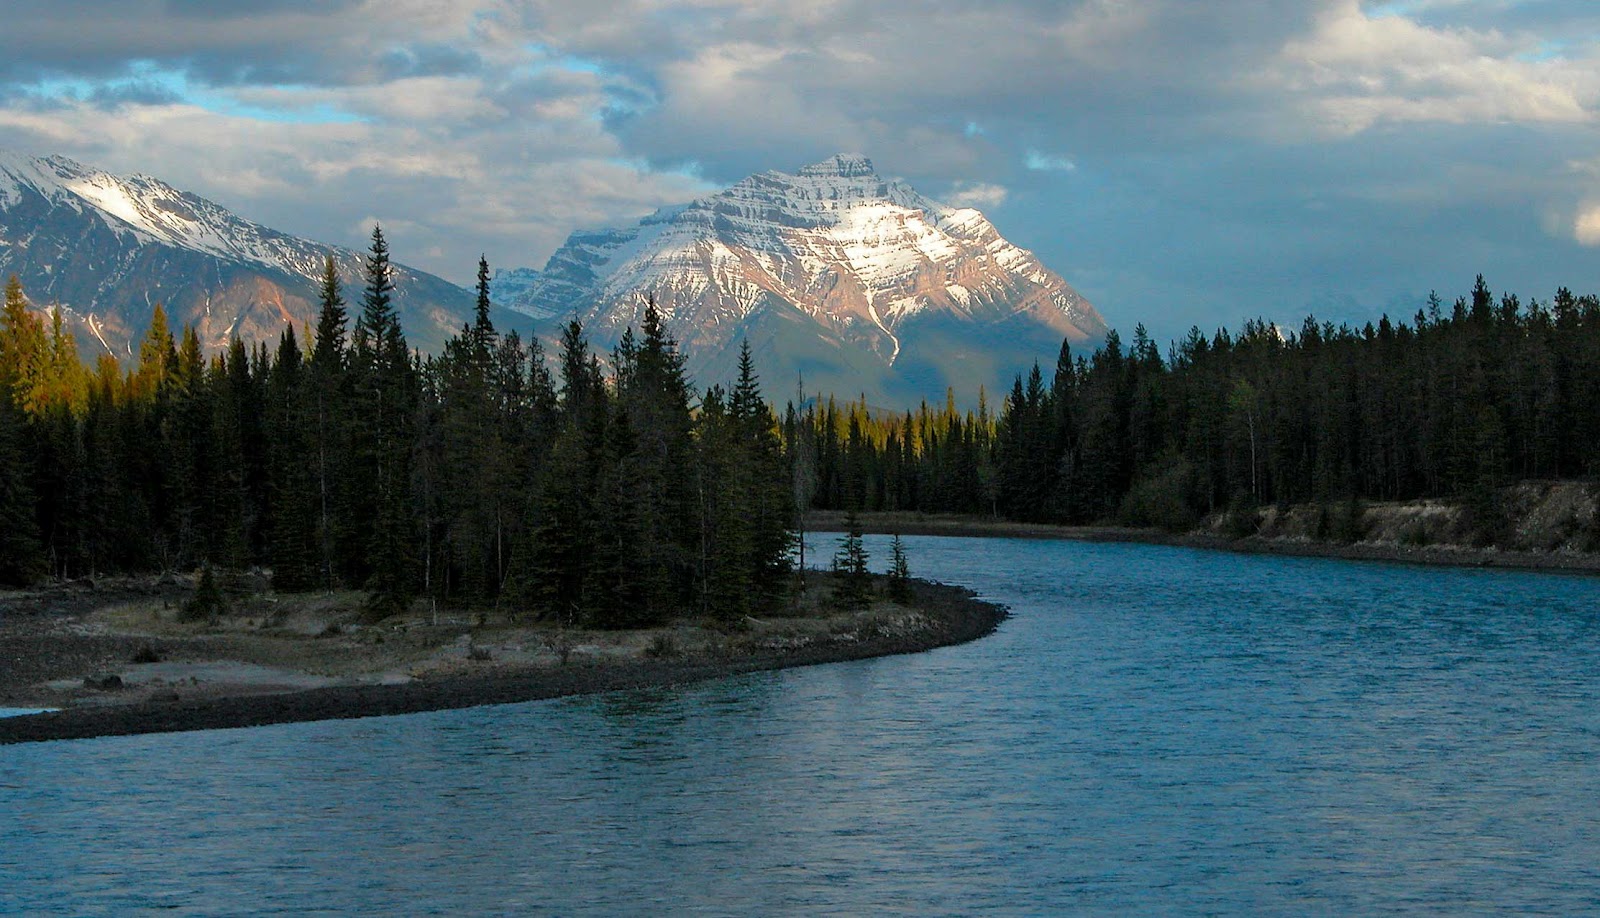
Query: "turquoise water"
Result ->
[[6, 536, 1600, 914]]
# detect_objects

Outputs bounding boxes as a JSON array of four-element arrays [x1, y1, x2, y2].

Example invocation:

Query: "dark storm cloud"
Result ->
[[0, 0, 424, 85]]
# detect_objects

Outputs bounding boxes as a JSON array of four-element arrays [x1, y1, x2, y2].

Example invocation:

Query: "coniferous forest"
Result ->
[[5, 235, 1599, 609], [0, 227, 795, 625], [794, 275, 1600, 544]]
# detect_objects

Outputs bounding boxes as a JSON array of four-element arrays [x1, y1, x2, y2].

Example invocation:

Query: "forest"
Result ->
[[794, 275, 1600, 544], [3, 242, 1595, 608], [0, 228, 795, 625]]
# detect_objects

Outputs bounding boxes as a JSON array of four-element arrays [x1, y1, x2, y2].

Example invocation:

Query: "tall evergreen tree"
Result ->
[[266, 328, 318, 590], [830, 510, 872, 610], [0, 389, 44, 585]]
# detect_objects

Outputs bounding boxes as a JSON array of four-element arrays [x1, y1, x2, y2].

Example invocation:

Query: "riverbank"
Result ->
[[0, 573, 1004, 745], [807, 507, 1600, 575]]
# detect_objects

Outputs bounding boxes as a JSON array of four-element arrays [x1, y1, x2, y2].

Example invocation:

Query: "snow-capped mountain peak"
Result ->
[[505, 154, 1106, 379], [0, 149, 482, 358], [0, 150, 326, 282], [496, 153, 1107, 403]]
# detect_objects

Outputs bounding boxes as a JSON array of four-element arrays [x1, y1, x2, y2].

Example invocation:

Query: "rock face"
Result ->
[[504, 154, 1108, 403], [0, 151, 482, 357]]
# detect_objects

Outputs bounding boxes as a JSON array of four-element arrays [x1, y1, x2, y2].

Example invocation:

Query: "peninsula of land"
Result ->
[[0, 572, 1004, 745]]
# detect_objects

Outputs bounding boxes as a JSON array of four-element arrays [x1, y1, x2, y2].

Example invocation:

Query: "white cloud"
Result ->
[[1271, 0, 1595, 134], [946, 181, 1007, 208], [1575, 204, 1600, 245]]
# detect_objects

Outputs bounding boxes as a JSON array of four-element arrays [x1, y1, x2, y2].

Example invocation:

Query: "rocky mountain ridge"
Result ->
[[0, 151, 483, 356], [502, 154, 1108, 403]]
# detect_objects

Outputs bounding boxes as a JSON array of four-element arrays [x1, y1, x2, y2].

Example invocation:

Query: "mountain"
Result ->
[[501, 154, 1108, 403], [0, 151, 488, 357]]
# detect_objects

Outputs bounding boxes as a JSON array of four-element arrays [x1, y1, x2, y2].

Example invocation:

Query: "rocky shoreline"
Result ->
[[808, 511, 1600, 576], [0, 579, 1004, 745]]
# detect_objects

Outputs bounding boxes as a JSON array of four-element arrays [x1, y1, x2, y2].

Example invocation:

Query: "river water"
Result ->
[[6, 535, 1600, 914]]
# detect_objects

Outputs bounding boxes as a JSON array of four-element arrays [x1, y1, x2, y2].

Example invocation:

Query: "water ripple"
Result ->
[[7, 536, 1600, 913]]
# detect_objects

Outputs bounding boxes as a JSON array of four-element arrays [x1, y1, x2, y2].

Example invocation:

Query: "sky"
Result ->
[[1, 0, 1598, 347]]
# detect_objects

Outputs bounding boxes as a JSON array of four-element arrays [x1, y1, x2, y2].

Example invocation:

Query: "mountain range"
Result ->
[[0, 151, 486, 357], [0, 150, 1106, 404]]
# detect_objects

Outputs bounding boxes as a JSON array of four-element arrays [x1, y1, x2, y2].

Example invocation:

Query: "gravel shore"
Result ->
[[0, 579, 1003, 745], [809, 511, 1600, 575]]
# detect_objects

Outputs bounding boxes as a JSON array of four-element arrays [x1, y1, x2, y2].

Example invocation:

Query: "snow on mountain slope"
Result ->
[[0, 150, 485, 356], [488, 266, 543, 310], [0, 151, 328, 281], [506, 154, 1107, 402]]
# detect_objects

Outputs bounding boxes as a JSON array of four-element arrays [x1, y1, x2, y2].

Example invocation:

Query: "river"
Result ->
[[6, 535, 1600, 914]]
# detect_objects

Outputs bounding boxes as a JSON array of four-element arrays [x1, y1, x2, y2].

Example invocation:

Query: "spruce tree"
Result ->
[[266, 328, 318, 591], [830, 511, 871, 610], [695, 385, 754, 620], [729, 340, 795, 607], [624, 298, 696, 617], [0, 394, 44, 585], [586, 404, 648, 627], [887, 533, 912, 604], [309, 255, 349, 589], [350, 225, 417, 615], [182, 563, 228, 622], [473, 255, 497, 354]]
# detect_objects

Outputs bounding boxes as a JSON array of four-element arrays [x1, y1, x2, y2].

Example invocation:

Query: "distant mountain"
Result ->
[[501, 154, 1108, 403], [0, 151, 492, 357]]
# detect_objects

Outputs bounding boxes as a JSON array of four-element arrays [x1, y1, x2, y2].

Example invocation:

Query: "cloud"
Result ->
[[0, 0, 1596, 348], [1575, 205, 1600, 245], [945, 181, 1007, 208], [1269, 0, 1595, 135]]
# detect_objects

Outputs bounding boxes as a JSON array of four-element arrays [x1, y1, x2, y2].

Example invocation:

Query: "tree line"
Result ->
[[796, 275, 1600, 542], [6, 254, 1589, 604], [0, 227, 795, 625]]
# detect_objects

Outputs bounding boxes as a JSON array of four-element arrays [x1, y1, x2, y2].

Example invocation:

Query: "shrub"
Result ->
[[1223, 495, 1260, 540], [1331, 495, 1367, 545], [1120, 455, 1200, 532], [129, 644, 162, 664], [644, 632, 680, 659], [180, 565, 228, 623]]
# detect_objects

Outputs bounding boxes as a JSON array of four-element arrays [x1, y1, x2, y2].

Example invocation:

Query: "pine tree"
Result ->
[[473, 255, 497, 355], [696, 385, 754, 620], [887, 533, 912, 604], [309, 255, 349, 589], [586, 404, 648, 627], [349, 225, 417, 615], [830, 511, 871, 610], [0, 275, 48, 580], [609, 300, 697, 617], [266, 328, 318, 591], [0, 393, 44, 585], [182, 564, 228, 622], [729, 340, 795, 607], [0, 276, 46, 412], [525, 418, 599, 625]]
